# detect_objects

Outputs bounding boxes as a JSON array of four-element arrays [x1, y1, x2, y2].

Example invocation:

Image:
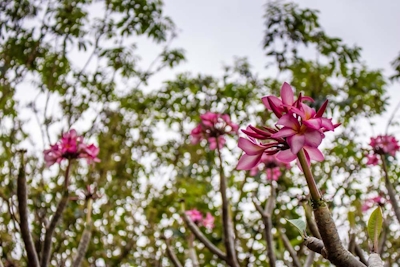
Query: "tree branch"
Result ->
[[72, 198, 93, 267], [17, 151, 40, 267], [381, 157, 400, 223], [181, 209, 227, 262], [216, 144, 240, 267], [163, 237, 183, 267], [41, 162, 71, 267], [302, 201, 321, 239], [304, 251, 315, 267], [279, 229, 302, 267], [252, 187, 276, 267]]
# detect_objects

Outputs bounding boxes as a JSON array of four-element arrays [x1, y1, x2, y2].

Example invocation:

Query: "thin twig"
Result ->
[[252, 186, 276, 267], [216, 143, 240, 267], [163, 236, 183, 267], [279, 229, 302, 267], [181, 206, 226, 262], [304, 251, 315, 267], [381, 157, 400, 223], [41, 162, 71, 267]]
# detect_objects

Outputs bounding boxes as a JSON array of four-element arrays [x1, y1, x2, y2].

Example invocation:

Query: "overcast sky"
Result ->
[[146, 0, 400, 129]]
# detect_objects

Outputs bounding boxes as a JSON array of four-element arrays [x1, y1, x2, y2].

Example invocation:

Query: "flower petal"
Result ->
[[275, 149, 297, 163], [281, 82, 294, 105], [304, 146, 324, 162], [238, 137, 265, 155], [271, 127, 297, 138], [304, 130, 323, 147], [236, 153, 263, 170], [288, 134, 305, 154]]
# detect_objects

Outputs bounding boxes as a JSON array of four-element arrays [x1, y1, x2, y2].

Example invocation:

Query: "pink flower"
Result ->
[[248, 154, 290, 181], [202, 212, 215, 229], [266, 167, 281, 181], [185, 209, 203, 224], [43, 129, 100, 167], [191, 112, 238, 150], [369, 135, 400, 157], [362, 196, 385, 212], [237, 82, 337, 171], [366, 154, 379, 166]]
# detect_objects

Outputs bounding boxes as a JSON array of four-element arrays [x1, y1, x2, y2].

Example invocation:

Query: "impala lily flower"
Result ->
[[361, 196, 385, 212], [202, 212, 215, 229], [237, 82, 337, 170], [366, 154, 379, 166], [185, 209, 203, 224], [249, 154, 290, 181], [369, 135, 400, 156], [191, 112, 238, 150], [43, 129, 100, 167]]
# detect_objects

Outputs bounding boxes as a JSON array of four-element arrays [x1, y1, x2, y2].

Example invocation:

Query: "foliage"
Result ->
[[0, 0, 399, 266]]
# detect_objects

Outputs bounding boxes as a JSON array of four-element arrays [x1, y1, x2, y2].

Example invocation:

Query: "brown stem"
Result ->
[[279, 229, 302, 267], [181, 207, 227, 262], [72, 198, 93, 267], [72, 226, 91, 267], [304, 251, 315, 267], [41, 162, 71, 267], [302, 202, 321, 239], [313, 205, 366, 267], [297, 149, 321, 202], [187, 233, 199, 267], [354, 244, 368, 265], [216, 143, 240, 267], [17, 152, 40, 267], [163, 237, 183, 267], [252, 186, 276, 267], [380, 156, 400, 223], [297, 150, 366, 266], [304, 237, 325, 256]]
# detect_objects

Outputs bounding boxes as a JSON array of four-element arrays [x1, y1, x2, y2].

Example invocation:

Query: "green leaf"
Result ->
[[367, 207, 383, 249], [286, 218, 307, 238]]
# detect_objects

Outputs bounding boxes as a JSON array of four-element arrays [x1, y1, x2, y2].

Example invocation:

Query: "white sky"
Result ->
[[149, 0, 400, 131]]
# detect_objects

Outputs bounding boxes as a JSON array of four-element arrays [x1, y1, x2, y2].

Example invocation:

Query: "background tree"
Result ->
[[0, 0, 399, 266]]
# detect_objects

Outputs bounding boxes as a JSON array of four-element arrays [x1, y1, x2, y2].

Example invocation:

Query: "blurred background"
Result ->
[[1, 0, 400, 266]]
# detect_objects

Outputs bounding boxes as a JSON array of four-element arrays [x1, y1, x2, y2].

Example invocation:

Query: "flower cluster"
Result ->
[[191, 112, 239, 150], [237, 82, 337, 170], [366, 135, 400, 166], [361, 195, 385, 212], [44, 129, 100, 167], [249, 154, 290, 181], [186, 209, 215, 229]]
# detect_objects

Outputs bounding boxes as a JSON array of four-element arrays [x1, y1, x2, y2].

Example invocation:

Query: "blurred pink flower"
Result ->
[[248, 154, 290, 181], [185, 209, 203, 224], [43, 129, 100, 167], [362, 196, 385, 212], [191, 112, 238, 150], [369, 135, 400, 157], [366, 154, 379, 166], [202, 212, 215, 229], [237, 82, 338, 171]]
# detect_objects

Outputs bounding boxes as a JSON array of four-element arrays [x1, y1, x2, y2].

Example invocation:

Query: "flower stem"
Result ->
[[297, 149, 321, 202]]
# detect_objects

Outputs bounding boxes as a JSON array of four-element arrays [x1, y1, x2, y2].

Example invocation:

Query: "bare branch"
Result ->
[[216, 144, 239, 267], [16, 151, 40, 267], [181, 210, 227, 262], [279, 229, 302, 267], [163, 237, 183, 267]]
